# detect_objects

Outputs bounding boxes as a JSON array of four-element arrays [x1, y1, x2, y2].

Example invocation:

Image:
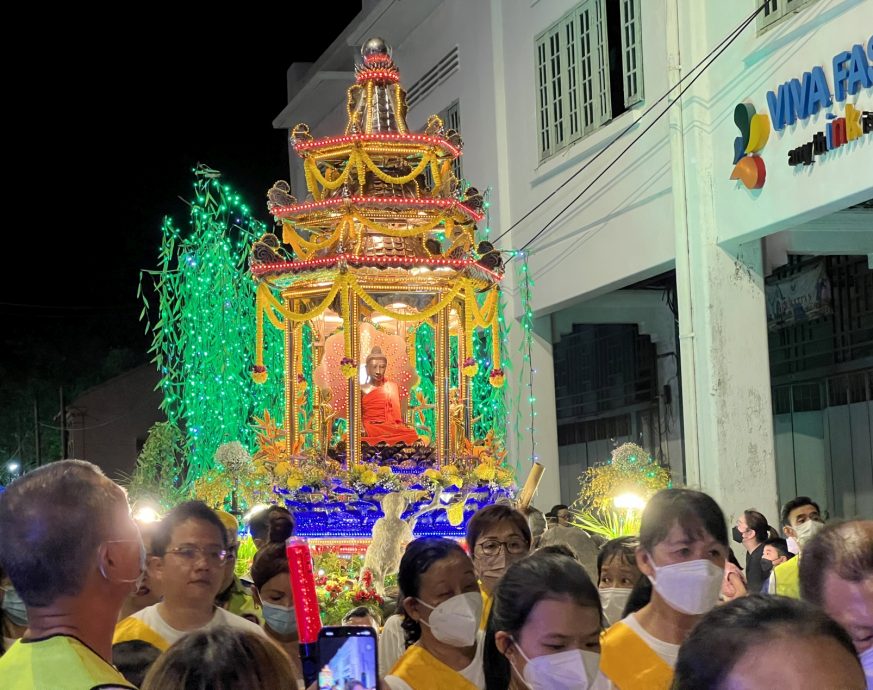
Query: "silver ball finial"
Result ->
[[361, 37, 390, 58]]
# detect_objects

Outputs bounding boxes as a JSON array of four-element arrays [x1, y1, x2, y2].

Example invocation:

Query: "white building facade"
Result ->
[[275, 0, 873, 522]]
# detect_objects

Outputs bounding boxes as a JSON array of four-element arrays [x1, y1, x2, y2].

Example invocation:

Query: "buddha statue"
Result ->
[[360, 346, 419, 446]]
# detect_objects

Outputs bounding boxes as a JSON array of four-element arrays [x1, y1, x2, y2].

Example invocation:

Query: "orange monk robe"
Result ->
[[362, 381, 419, 445]]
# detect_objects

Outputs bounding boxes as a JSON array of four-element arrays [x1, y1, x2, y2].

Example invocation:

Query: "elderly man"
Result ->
[[800, 520, 873, 687], [0, 460, 143, 688]]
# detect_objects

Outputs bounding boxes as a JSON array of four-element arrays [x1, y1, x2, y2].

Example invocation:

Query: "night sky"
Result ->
[[0, 9, 361, 459]]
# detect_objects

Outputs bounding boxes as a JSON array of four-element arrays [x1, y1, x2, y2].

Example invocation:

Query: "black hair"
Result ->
[[639, 489, 727, 552], [537, 544, 577, 560], [250, 542, 289, 591], [248, 505, 294, 543], [742, 510, 773, 542], [550, 504, 569, 513], [397, 537, 467, 647], [800, 520, 873, 606], [483, 550, 602, 690], [596, 537, 640, 584], [780, 496, 821, 526], [140, 627, 298, 690], [151, 501, 228, 557], [112, 640, 163, 688], [466, 504, 532, 554], [343, 605, 383, 627], [674, 595, 860, 689], [622, 576, 652, 618], [763, 537, 791, 559]]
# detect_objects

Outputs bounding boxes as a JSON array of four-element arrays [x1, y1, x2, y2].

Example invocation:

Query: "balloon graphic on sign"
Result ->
[[731, 102, 770, 190]]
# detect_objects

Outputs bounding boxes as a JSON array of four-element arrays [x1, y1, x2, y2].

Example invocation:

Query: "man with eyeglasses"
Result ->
[[114, 501, 266, 660], [0, 460, 142, 689], [465, 504, 532, 630]]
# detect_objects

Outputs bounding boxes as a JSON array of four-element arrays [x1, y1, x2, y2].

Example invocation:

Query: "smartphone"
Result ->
[[317, 625, 379, 690]]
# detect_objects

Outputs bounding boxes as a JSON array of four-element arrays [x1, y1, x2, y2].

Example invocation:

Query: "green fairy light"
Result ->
[[140, 165, 285, 481]]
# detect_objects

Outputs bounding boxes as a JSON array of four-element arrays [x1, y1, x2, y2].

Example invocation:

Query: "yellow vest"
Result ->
[[773, 556, 801, 598], [389, 644, 479, 690], [0, 634, 136, 690], [600, 621, 674, 690]]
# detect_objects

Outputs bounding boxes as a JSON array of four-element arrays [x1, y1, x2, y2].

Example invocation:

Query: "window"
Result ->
[[535, 0, 643, 160], [423, 100, 462, 187], [757, 0, 820, 33]]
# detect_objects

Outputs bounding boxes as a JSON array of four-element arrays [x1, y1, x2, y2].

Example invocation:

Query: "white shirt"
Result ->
[[379, 614, 406, 676], [384, 631, 485, 690], [131, 603, 267, 646]]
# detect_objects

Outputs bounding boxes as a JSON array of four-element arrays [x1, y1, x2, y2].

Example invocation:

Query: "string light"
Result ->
[[270, 196, 483, 222], [141, 168, 285, 480], [251, 254, 502, 281], [294, 132, 462, 158]]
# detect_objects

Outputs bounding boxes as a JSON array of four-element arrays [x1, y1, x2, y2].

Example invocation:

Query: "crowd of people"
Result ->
[[0, 459, 870, 689]]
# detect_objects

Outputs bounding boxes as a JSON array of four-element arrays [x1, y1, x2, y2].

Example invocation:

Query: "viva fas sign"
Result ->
[[766, 33, 873, 166]]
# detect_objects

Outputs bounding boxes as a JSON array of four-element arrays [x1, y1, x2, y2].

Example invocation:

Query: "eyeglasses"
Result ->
[[166, 546, 228, 564], [476, 539, 529, 557]]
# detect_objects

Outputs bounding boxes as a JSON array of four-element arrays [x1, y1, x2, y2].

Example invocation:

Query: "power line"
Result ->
[[496, 3, 766, 257]]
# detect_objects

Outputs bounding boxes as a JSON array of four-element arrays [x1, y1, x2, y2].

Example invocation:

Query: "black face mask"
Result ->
[[760, 558, 774, 575], [732, 526, 746, 544]]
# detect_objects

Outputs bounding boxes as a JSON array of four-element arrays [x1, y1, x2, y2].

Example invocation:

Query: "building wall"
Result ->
[[68, 365, 164, 483], [498, 0, 677, 313], [699, 1, 872, 246]]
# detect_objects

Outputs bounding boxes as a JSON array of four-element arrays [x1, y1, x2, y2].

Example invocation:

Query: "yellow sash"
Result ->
[[479, 587, 492, 631], [773, 556, 800, 599], [389, 644, 479, 690], [113, 615, 171, 651], [600, 621, 674, 690]]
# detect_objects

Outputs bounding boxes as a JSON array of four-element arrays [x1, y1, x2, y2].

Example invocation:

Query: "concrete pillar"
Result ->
[[672, 1, 779, 522], [530, 315, 562, 510]]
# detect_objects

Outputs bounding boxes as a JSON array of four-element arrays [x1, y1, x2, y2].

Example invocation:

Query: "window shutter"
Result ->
[[547, 27, 566, 150], [620, 0, 643, 107], [592, 0, 612, 124], [563, 14, 583, 142], [535, 33, 553, 159]]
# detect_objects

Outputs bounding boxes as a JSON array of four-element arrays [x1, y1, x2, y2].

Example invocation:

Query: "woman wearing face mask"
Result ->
[[250, 541, 304, 688], [597, 537, 642, 626], [466, 505, 532, 630], [386, 537, 485, 690], [596, 488, 729, 689], [0, 566, 28, 656], [484, 550, 603, 690]]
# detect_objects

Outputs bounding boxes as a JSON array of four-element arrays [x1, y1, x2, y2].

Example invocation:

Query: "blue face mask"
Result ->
[[261, 601, 297, 636], [1, 587, 28, 627]]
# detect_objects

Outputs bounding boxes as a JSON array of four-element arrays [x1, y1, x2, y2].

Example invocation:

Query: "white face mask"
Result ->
[[512, 643, 599, 690], [858, 644, 873, 685], [416, 591, 482, 647], [647, 558, 723, 615], [793, 519, 825, 548], [599, 588, 631, 625]]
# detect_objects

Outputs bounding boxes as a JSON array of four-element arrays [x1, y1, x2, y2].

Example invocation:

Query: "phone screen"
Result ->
[[317, 626, 379, 690]]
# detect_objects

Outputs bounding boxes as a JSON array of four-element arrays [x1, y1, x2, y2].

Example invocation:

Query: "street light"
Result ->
[[7, 461, 20, 474]]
